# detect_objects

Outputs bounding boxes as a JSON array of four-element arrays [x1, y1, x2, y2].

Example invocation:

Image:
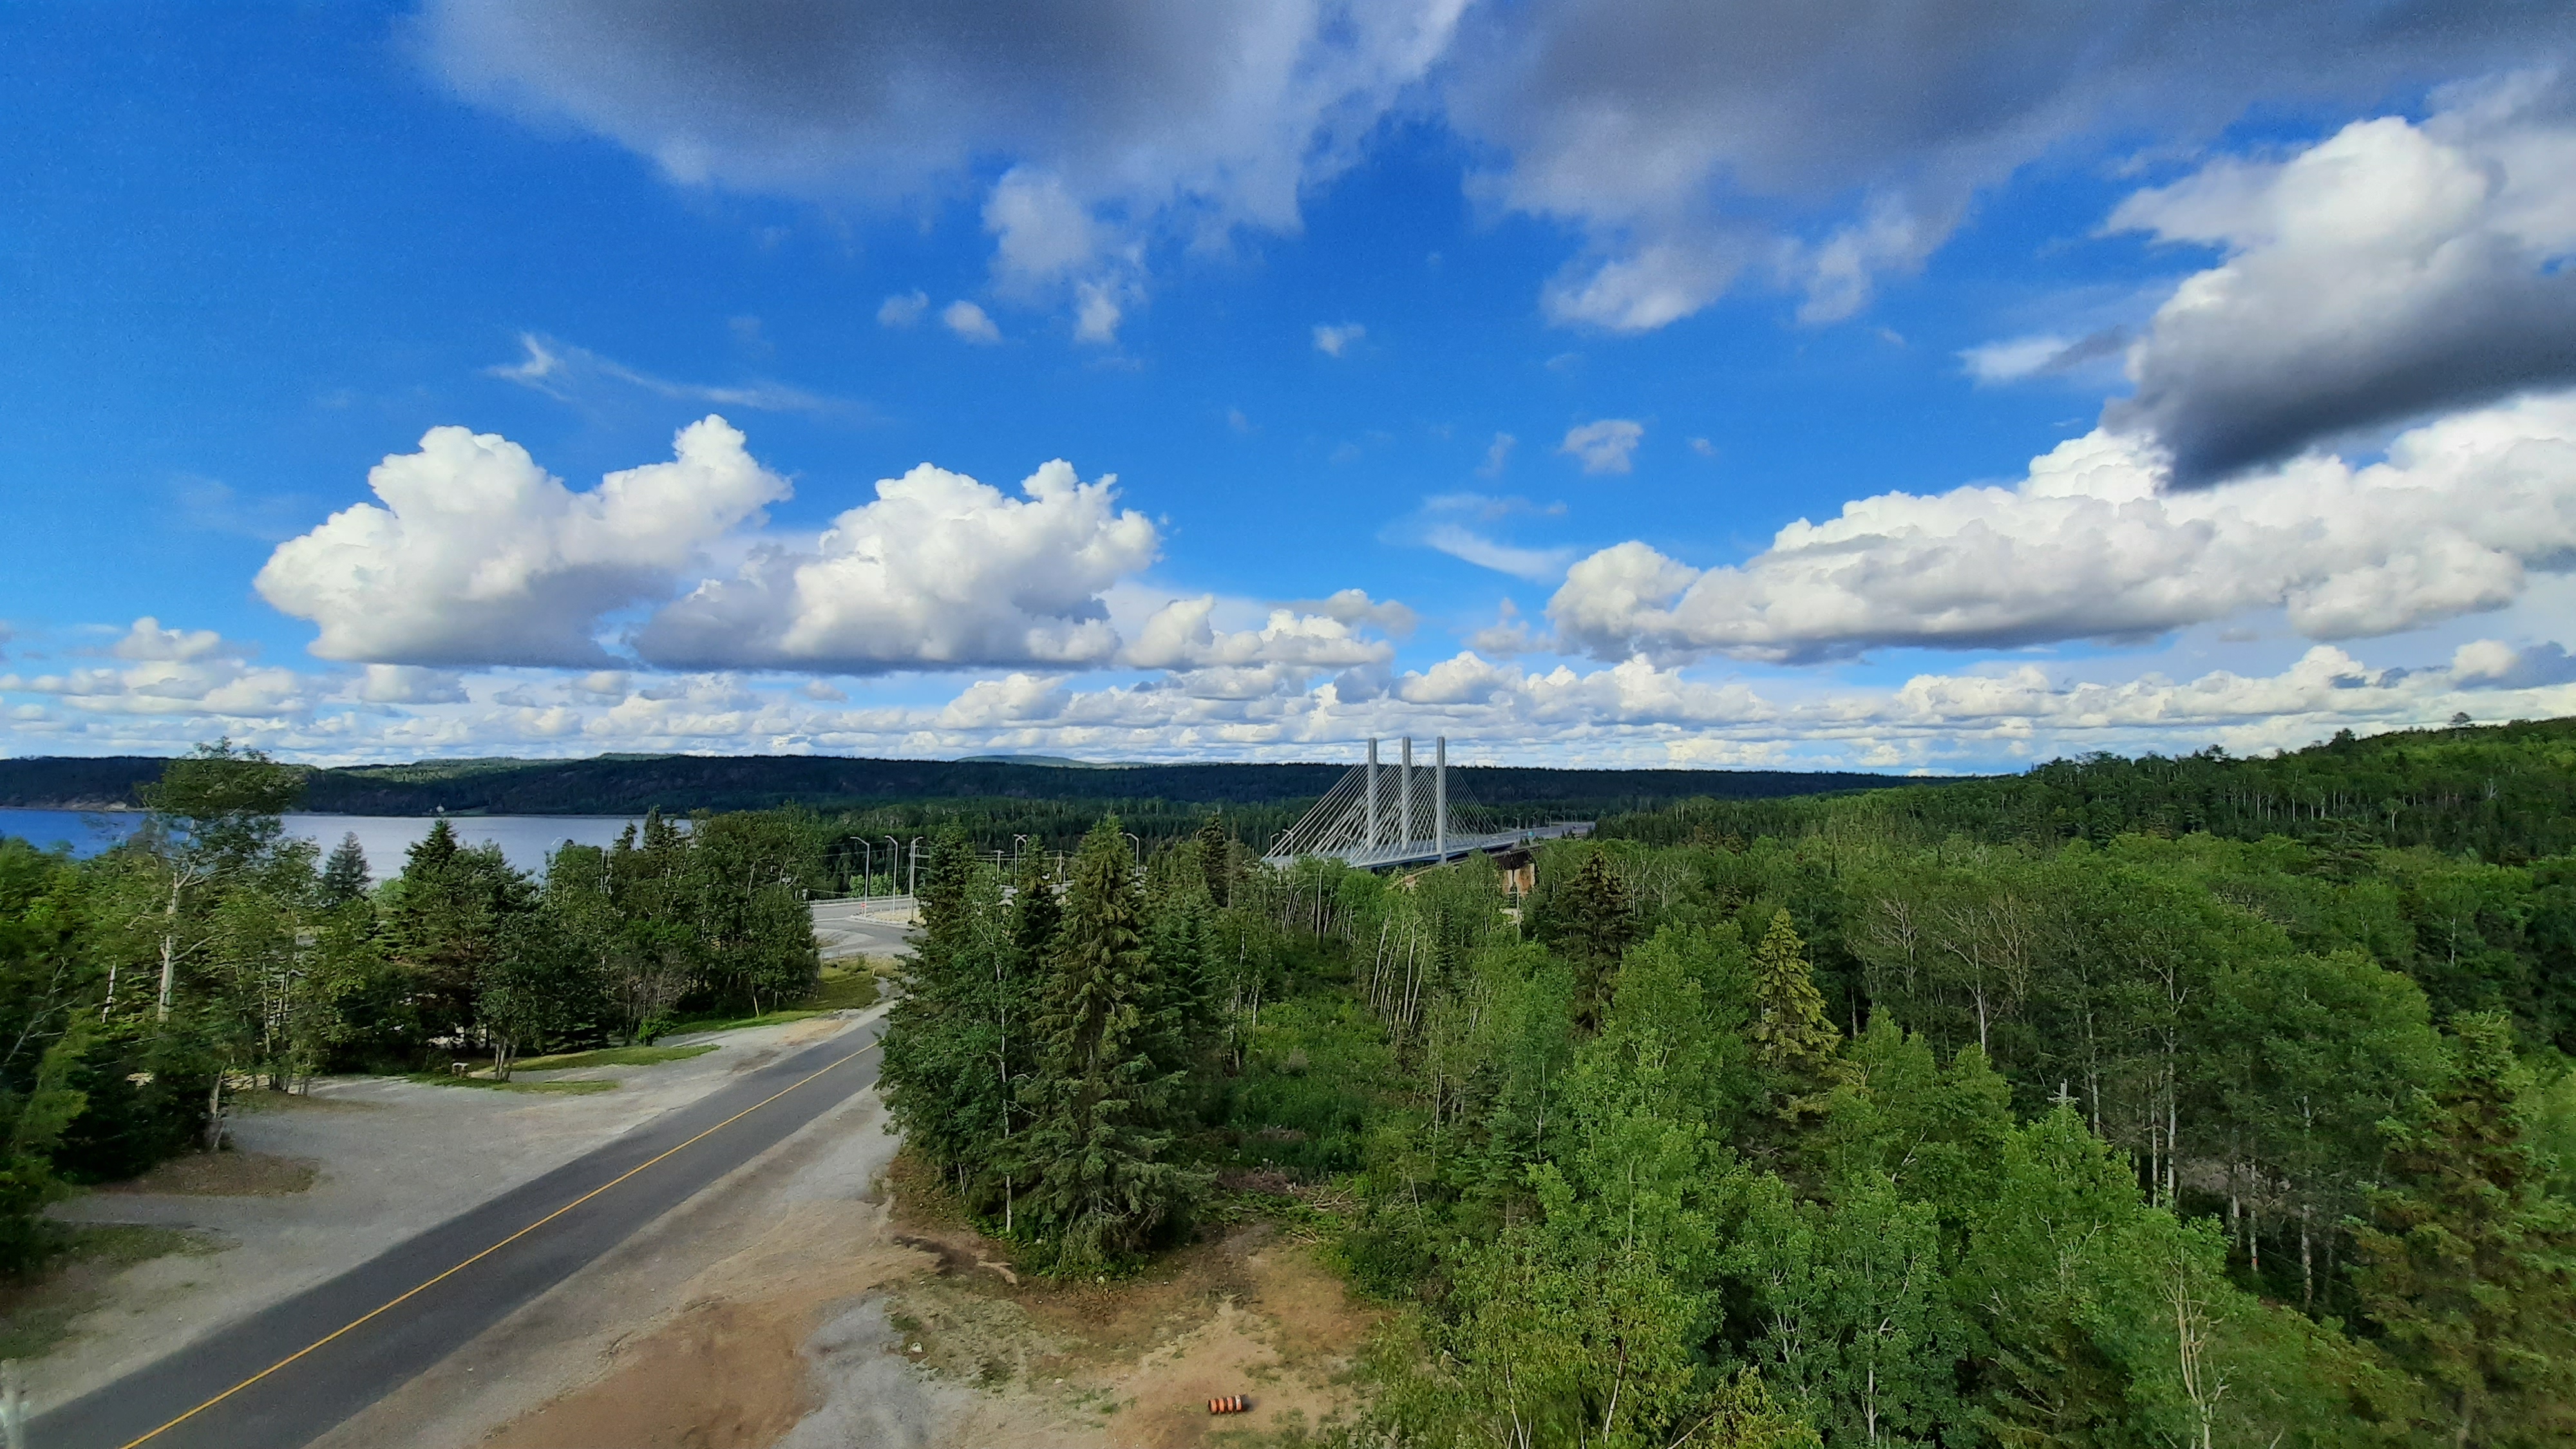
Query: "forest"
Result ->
[[0, 742, 831, 1275], [882, 719, 2576, 1448], [0, 750, 1891, 826]]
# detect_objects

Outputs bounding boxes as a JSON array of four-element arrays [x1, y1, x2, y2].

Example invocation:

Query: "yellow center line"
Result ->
[[118, 1039, 878, 1449]]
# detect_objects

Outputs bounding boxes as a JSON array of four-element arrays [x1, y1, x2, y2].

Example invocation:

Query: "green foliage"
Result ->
[[2351, 1013, 2576, 1446], [1014, 819, 1211, 1271]]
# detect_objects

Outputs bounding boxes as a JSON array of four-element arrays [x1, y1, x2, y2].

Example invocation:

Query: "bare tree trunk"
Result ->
[[204, 1066, 227, 1152]]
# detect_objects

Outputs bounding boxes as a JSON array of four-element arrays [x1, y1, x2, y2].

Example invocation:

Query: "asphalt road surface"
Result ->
[[35, 1018, 886, 1449]]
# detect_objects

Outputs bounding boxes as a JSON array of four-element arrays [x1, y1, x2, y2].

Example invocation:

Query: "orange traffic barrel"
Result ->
[[1209, 1394, 1250, 1414]]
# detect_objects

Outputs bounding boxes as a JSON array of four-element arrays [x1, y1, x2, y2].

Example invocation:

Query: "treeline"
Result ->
[[0, 750, 1896, 822], [1602, 716, 2576, 860], [0, 743, 832, 1275], [883, 740, 2576, 1446]]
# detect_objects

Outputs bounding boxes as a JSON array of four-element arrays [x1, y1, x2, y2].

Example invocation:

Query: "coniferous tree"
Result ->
[[1556, 853, 1638, 1029], [1016, 817, 1208, 1270], [2351, 1012, 2576, 1447], [1748, 909, 1841, 1121], [1194, 814, 1232, 907], [319, 832, 371, 905]]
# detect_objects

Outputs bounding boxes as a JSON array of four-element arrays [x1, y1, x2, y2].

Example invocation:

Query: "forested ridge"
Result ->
[[0, 751, 1895, 831], [884, 722, 2576, 1448], [0, 743, 844, 1276]]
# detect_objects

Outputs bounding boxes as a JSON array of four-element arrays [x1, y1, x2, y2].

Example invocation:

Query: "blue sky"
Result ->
[[6, 1, 2576, 770]]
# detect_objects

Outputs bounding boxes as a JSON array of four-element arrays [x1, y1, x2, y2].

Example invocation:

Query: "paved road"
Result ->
[[35, 1019, 886, 1449], [810, 896, 918, 962]]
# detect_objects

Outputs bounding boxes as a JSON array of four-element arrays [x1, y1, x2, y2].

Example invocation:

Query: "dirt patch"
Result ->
[[99, 1150, 319, 1197], [0, 1226, 223, 1360], [861, 1156, 1381, 1448], [482, 1199, 928, 1448], [482, 1297, 811, 1449]]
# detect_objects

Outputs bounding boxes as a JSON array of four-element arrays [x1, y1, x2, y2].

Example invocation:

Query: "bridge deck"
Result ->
[[1262, 820, 1589, 871]]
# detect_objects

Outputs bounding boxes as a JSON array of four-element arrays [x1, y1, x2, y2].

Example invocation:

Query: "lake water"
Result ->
[[0, 809, 648, 882]]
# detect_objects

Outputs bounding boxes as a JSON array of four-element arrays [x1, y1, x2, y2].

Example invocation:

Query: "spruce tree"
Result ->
[[319, 832, 371, 905], [1193, 814, 1231, 906], [1556, 852, 1638, 1029], [2351, 1012, 2576, 1447], [1748, 909, 1841, 1121], [1010, 848, 1061, 963], [1017, 817, 1209, 1270]]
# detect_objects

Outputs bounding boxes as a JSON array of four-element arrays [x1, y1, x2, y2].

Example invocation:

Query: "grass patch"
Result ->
[[661, 1007, 828, 1036], [0, 1224, 223, 1361], [514, 1043, 717, 1073], [403, 1073, 619, 1095], [661, 963, 882, 1037]]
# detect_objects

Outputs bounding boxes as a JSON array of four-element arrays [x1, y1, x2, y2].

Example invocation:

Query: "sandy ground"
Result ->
[[328, 1129, 1383, 1449], [37, 1003, 889, 1413]]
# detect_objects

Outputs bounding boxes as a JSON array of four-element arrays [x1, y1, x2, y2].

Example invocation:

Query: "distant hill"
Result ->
[[0, 752, 1909, 818]]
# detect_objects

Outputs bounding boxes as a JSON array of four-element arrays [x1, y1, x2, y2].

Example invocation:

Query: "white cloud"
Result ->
[[1312, 323, 1366, 357], [1467, 598, 1551, 656], [1423, 526, 1577, 582], [256, 415, 790, 668], [13, 620, 2573, 768], [349, 665, 469, 705], [1446, 3, 2570, 331], [1122, 596, 1393, 677], [941, 300, 1002, 344], [1, 620, 311, 719], [1960, 329, 2127, 386], [1549, 392, 2576, 663], [1298, 588, 1419, 637], [634, 458, 1159, 674], [1559, 419, 1643, 475], [876, 290, 929, 327], [984, 167, 1104, 282], [485, 332, 844, 413], [421, 3, 2573, 340], [1477, 432, 1516, 477], [2105, 95, 2576, 484], [422, 0, 1466, 336], [1073, 280, 1126, 345]]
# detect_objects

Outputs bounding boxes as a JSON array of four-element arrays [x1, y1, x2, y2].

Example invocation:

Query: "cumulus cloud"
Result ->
[[1298, 588, 1419, 637], [1467, 598, 1552, 656], [349, 665, 469, 705], [1549, 392, 2576, 663], [941, 300, 1003, 343], [421, 0, 1464, 331], [0, 619, 310, 719], [12, 621, 2573, 768], [2106, 95, 2576, 485], [256, 415, 790, 668], [634, 458, 1158, 674], [1560, 419, 1643, 475], [1450, 3, 2570, 330], [1121, 596, 1396, 693], [2450, 638, 2576, 690], [419, 2, 2572, 338], [876, 290, 930, 327], [1312, 323, 1366, 357]]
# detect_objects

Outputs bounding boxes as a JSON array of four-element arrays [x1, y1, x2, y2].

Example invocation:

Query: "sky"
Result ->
[[5, 1, 2576, 773]]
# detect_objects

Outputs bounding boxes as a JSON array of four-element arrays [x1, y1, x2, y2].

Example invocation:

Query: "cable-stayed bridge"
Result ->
[[1261, 736, 1591, 871]]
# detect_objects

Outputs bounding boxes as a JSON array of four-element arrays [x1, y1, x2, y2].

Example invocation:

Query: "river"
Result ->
[[0, 809, 647, 882]]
